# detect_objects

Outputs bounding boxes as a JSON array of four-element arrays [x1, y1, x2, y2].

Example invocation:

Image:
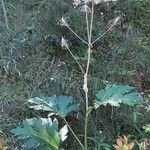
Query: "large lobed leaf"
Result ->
[[94, 84, 143, 108], [11, 117, 68, 150], [28, 95, 79, 118]]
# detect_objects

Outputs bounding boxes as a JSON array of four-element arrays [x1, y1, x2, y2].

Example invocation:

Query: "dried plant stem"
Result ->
[[84, 2, 94, 150], [89, 3, 94, 43], [64, 119, 85, 150], [63, 1, 115, 149], [86, 10, 90, 42], [66, 47, 85, 74], [92, 21, 116, 45], [67, 25, 89, 45]]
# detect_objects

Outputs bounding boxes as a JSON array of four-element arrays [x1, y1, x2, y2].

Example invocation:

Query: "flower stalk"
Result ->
[[61, 1, 121, 149], [83, 2, 94, 149]]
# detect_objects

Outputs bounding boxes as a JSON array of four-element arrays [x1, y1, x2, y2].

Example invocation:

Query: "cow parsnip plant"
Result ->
[[12, 0, 143, 150]]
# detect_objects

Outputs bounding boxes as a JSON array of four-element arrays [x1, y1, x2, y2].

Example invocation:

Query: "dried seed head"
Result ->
[[73, 0, 81, 7], [73, 0, 117, 7], [81, 4, 91, 13], [108, 16, 121, 31], [59, 17, 68, 27], [94, 0, 101, 4], [112, 16, 121, 26], [73, 0, 95, 7], [83, 0, 93, 4], [61, 37, 69, 49]]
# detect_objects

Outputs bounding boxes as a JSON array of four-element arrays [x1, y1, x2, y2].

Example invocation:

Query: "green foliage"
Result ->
[[0, 0, 150, 149], [92, 132, 112, 150], [94, 84, 143, 107], [143, 124, 150, 134], [11, 117, 68, 150], [145, 95, 150, 112], [28, 95, 79, 118]]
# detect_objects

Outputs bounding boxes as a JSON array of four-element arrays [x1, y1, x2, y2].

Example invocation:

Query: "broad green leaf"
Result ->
[[11, 117, 68, 150], [94, 84, 143, 108], [28, 95, 79, 118]]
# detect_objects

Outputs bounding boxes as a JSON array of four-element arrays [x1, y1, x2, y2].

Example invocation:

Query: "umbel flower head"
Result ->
[[113, 135, 134, 150]]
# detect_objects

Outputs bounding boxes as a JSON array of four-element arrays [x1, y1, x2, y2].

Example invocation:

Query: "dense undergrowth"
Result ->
[[0, 0, 150, 149]]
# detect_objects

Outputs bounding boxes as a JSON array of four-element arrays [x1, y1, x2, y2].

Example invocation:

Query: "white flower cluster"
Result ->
[[73, 0, 117, 7]]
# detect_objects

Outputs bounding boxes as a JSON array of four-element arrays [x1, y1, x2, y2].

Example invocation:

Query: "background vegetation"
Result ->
[[0, 0, 150, 149]]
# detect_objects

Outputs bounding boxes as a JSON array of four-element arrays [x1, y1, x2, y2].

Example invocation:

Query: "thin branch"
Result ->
[[92, 17, 120, 45], [86, 2, 94, 75], [86, 10, 90, 43], [66, 47, 85, 74], [64, 119, 85, 150], [67, 25, 89, 45], [89, 2, 94, 44]]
